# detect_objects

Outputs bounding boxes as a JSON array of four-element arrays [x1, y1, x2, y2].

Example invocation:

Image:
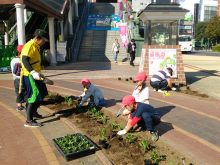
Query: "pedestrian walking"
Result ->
[[78, 78, 106, 107], [21, 29, 49, 127], [150, 68, 176, 92], [112, 39, 120, 63], [117, 95, 161, 141], [123, 72, 150, 116], [10, 45, 27, 111], [127, 39, 136, 66]]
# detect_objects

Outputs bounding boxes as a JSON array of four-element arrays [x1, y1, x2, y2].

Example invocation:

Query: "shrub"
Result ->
[[212, 45, 220, 52]]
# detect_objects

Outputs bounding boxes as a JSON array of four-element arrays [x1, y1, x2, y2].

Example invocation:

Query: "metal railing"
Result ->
[[0, 45, 17, 68], [69, 0, 92, 61]]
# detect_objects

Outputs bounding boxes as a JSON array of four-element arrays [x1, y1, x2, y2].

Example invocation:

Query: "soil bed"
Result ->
[[43, 92, 195, 165]]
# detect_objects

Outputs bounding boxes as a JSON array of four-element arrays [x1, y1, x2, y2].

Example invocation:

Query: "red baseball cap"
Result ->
[[121, 95, 135, 108], [81, 78, 90, 86], [134, 72, 147, 81], [17, 45, 23, 52]]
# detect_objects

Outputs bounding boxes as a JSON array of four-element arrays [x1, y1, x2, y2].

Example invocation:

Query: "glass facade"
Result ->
[[204, 6, 217, 21], [144, 21, 178, 45]]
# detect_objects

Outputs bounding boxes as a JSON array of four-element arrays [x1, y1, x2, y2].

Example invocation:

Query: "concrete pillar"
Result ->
[[24, 9, 28, 23], [68, 0, 73, 35], [59, 20, 64, 41], [15, 3, 26, 45], [3, 20, 9, 45], [48, 17, 57, 65], [75, 0, 79, 19]]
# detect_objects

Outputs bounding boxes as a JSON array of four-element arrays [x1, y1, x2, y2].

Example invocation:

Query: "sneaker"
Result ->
[[24, 120, 42, 127], [33, 112, 43, 119], [158, 89, 167, 93], [150, 131, 159, 141], [153, 88, 157, 92], [115, 61, 117, 63], [16, 106, 26, 111]]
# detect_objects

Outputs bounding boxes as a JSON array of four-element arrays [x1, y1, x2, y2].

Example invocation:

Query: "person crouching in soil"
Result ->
[[79, 78, 106, 107], [117, 95, 161, 141]]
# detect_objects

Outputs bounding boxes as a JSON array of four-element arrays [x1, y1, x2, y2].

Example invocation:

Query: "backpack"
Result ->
[[13, 63, 22, 76]]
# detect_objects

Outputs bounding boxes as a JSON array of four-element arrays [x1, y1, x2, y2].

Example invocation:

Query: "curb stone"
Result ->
[[40, 106, 113, 165]]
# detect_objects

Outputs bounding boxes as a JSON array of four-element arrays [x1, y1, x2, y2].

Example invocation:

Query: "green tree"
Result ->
[[205, 15, 220, 44], [195, 21, 209, 42]]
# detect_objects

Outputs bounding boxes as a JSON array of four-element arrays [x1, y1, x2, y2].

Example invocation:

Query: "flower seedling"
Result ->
[[98, 128, 108, 140], [99, 115, 107, 124], [81, 162, 84, 165], [46, 94, 51, 99], [64, 95, 68, 102], [147, 149, 163, 164], [76, 104, 83, 112], [139, 139, 150, 152], [112, 124, 123, 132], [68, 98, 73, 106], [125, 133, 138, 143], [55, 94, 60, 100], [109, 122, 115, 130], [169, 162, 175, 165]]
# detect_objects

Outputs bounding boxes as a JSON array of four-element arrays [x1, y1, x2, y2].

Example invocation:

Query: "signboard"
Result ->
[[119, 23, 127, 47], [85, 14, 121, 30], [149, 49, 177, 78], [118, 0, 123, 20], [139, 49, 146, 72], [180, 25, 192, 30], [57, 41, 67, 62], [183, 12, 193, 21]]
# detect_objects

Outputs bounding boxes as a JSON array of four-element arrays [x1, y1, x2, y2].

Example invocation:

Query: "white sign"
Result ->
[[57, 41, 67, 62], [149, 49, 177, 78], [139, 49, 146, 72], [180, 25, 192, 30]]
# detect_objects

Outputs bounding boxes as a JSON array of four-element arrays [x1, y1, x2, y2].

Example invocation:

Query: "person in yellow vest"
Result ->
[[20, 29, 49, 127]]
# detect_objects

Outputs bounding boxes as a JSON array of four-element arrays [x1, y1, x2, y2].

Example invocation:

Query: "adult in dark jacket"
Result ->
[[127, 39, 136, 66]]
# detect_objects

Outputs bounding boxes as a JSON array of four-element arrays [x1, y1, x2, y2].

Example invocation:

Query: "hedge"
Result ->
[[212, 45, 220, 52]]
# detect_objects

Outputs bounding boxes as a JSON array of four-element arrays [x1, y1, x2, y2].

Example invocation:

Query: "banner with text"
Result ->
[[85, 14, 121, 30], [57, 41, 67, 62], [139, 49, 146, 72], [149, 49, 177, 78], [119, 23, 127, 47]]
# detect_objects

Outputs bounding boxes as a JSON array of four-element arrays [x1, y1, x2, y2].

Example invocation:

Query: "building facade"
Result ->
[[199, 0, 218, 22]]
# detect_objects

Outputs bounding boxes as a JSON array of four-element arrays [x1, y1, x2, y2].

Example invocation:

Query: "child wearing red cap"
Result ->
[[10, 45, 27, 111], [79, 78, 106, 107], [123, 72, 150, 116], [118, 95, 161, 141]]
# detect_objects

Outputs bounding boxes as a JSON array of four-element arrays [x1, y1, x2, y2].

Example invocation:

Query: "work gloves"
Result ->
[[31, 70, 41, 80], [117, 129, 127, 135]]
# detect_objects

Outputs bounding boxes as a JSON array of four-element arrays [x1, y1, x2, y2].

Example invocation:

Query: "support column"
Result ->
[[15, 3, 26, 45], [4, 20, 9, 45], [59, 20, 64, 41], [24, 9, 28, 23], [48, 17, 57, 66], [68, 0, 73, 35], [74, 0, 79, 19]]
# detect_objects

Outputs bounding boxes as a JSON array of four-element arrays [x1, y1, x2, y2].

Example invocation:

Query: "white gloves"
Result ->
[[172, 87, 177, 91], [117, 129, 127, 135], [31, 70, 40, 80]]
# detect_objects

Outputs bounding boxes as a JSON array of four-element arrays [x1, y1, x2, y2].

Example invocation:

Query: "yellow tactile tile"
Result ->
[[45, 152, 57, 162], [42, 145, 53, 154]]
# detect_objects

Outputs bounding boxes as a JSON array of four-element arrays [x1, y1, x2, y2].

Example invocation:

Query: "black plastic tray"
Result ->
[[52, 133, 96, 161]]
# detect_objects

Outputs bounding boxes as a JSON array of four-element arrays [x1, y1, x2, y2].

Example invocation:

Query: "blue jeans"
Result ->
[[150, 79, 168, 90], [114, 51, 118, 61]]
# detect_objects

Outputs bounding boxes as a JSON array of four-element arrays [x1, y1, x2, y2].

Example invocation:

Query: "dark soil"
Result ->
[[43, 92, 195, 165]]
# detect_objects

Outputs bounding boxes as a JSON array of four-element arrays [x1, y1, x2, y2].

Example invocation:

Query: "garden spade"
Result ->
[[40, 74, 54, 85], [117, 106, 124, 117]]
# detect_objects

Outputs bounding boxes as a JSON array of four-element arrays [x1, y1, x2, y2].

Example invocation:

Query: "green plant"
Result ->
[[98, 128, 108, 140], [212, 45, 220, 52], [116, 124, 122, 130], [125, 133, 138, 143], [76, 104, 83, 112], [100, 115, 107, 124], [147, 149, 163, 164], [64, 95, 68, 102], [68, 98, 73, 106], [109, 122, 115, 129], [55, 94, 60, 100], [46, 94, 51, 98], [94, 111, 102, 119], [169, 162, 175, 165], [81, 162, 84, 165], [139, 139, 150, 152]]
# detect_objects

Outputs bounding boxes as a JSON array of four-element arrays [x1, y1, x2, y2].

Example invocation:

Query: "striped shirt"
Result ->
[[151, 70, 171, 82]]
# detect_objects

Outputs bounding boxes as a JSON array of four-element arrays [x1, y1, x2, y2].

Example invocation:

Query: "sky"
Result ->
[[179, 0, 200, 14]]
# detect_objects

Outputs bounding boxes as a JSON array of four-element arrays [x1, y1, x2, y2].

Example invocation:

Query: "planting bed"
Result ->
[[43, 92, 195, 165]]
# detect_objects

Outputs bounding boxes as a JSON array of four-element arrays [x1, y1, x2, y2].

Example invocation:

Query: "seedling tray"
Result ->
[[52, 133, 96, 161]]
